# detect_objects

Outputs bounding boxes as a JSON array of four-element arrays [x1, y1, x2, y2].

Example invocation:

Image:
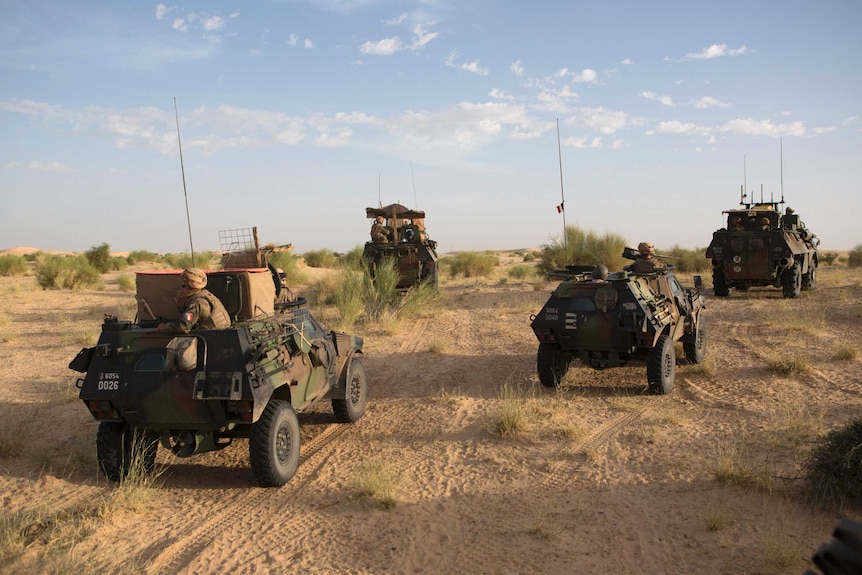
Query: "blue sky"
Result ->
[[1, 0, 860, 255]]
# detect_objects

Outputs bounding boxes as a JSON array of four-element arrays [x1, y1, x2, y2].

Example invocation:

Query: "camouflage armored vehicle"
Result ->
[[362, 203, 438, 289], [705, 191, 819, 298], [69, 232, 367, 487], [530, 249, 706, 394]]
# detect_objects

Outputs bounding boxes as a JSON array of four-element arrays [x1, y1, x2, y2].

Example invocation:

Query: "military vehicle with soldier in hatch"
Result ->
[[69, 228, 367, 487], [706, 188, 819, 298], [530, 245, 706, 394], [363, 203, 439, 290]]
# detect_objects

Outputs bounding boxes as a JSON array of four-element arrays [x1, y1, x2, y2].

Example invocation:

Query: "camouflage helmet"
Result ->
[[180, 268, 207, 290], [375, 215, 384, 223], [637, 242, 656, 256], [760, 216, 770, 225], [592, 264, 608, 281]]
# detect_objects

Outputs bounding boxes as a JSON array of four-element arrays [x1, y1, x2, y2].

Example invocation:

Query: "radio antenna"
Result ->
[[557, 118, 568, 261], [174, 97, 196, 267], [780, 137, 785, 205], [378, 172, 382, 208]]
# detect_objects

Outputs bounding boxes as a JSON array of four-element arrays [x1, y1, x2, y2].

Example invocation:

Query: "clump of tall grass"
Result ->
[[353, 457, 399, 509], [126, 250, 161, 264], [268, 250, 307, 285], [442, 251, 500, 278], [804, 417, 862, 508], [834, 344, 857, 361], [663, 244, 710, 273], [336, 246, 364, 271], [116, 274, 135, 292], [0, 403, 38, 457], [848, 244, 862, 268], [490, 382, 534, 437], [303, 248, 337, 269], [35, 255, 104, 290], [508, 264, 540, 280], [161, 252, 211, 270], [767, 354, 811, 376], [0, 255, 28, 276], [819, 251, 839, 266], [539, 226, 627, 272]]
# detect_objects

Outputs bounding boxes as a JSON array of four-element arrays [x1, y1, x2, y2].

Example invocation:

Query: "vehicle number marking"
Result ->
[[98, 372, 120, 391]]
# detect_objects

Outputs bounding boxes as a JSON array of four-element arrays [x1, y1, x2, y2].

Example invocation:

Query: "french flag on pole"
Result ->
[[556, 202, 564, 213]]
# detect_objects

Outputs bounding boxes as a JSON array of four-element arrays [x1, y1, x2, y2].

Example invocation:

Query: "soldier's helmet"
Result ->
[[760, 216, 770, 226], [181, 268, 207, 290], [637, 242, 656, 256], [592, 264, 609, 281], [375, 215, 384, 223]]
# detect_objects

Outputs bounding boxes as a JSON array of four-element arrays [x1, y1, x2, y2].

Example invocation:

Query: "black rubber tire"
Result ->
[[782, 262, 801, 298], [713, 269, 729, 297], [250, 400, 300, 487], [537, 343, 569, 388], [647, 334, 676, 395], [802, 263, 817, 291], [683, 317, 706, 365], [332, 358, 368, 423], [96, 423, 158, 482]]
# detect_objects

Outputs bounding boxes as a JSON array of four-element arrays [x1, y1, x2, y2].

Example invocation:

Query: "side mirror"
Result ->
[[693, 275, 703, 289]]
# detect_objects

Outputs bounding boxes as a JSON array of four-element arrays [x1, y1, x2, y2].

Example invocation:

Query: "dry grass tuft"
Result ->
[[489, 382, 536, 437], [712, 442, 775, 492], [0, 403, 38, 457], [353, 457, 399, 509], [834, 344, 858, 361], [766, 354, 810, 376]]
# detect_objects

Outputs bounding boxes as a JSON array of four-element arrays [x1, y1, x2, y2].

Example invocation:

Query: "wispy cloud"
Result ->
[[359, 21, 438, 55], [2, 160, 67, 172], [385, 13, 407, 26], [695, 96, 729, 109], [510, 60, 525, 76], [621, 58, 633, 65], [567, 106, 644, 135], [649, 118, 805, 138], [641, 91, 675, 107], [163, 10, 239, 42], [155, 3, 172, 21], [444, 51, 489, 76], [679, 43, 748, 61]]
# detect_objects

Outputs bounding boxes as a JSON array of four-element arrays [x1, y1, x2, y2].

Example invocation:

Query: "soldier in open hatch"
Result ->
[[370, 215, 388, 243], [628, 242, 665, 274], [158, 268, 231, 332]]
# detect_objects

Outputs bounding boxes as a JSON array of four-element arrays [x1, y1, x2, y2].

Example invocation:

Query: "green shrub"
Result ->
[[337, 246, 365, 271], [539, 226, 627, 272], [84, 243, 112, 273], [333, 268, 364, 329], [523, 252, 536, 262], [805, 417, 862, 507], [36, 255, 104, 290], [161, 252, 212, 270], [362, 258, 402, 320], [848, 244, 862, 268], [268, 251, 306, 285], [444, 251, 500, 278], [117, 274, 135, 292], [508, 264, 539, 280], [127, 250, 161, 264], [0, 255, 27, 276], [303, 248, 337, 269], [663, 244, 710, 273]]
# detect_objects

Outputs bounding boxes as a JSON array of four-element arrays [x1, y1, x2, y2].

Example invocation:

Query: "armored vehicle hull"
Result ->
[[363, 203, 438, 289], [70, 268, 366, 487], [531, 261, 706, 394], [706, 201, 819, 298]]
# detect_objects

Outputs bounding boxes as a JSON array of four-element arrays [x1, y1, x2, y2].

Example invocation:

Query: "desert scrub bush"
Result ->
[[336, 245, 364, 271], [508, 264, 540, 280], [268, 250, 307, 285], [116, 273, 135, 292], [333, 268, 364, 330], [303, 248, 337, 269], [161, 251, 212, 270], [353, 457, 398, 509], [848, 244, 862, 268], [539, 226, 627, 273], [834, 344, 858, 361], [84, 243, 112, 273], [444, 251, 499, 278], [804, 417, 862, 507], [664, 244, 709, 273], [36, 255, 104, 290], [819, 251, 839, 266], [767, 354, 811, 375], [712, 442, 774, 491], [0, 254, 27, 276], [490, 383, 535, 437], [523, 252, 537, 262], [0, 403, 38, 457], [127, 249, 160, 264]]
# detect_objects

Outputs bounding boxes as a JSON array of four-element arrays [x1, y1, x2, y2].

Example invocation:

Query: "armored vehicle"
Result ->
[[530, 249, 706, 394], [69, 232, 367, 487], [705, 191, 819, 298], [362, 203, 438, 289]]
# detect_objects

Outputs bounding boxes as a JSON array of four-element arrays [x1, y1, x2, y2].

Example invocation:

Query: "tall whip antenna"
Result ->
[[378, 172, 382, 208], [410, 160, 418, 209], [174, 97, 196, 267], [556, 118, 568, 260], [780, 137, 785, 204]]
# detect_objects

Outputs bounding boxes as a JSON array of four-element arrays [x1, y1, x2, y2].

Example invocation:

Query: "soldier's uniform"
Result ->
[[163, 268, 231, 332], [631, 242, 665, 274], [370, 216, 387, 243]]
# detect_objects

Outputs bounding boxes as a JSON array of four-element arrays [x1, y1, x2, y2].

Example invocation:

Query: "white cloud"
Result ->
[[681, 43, 748, 61], [444, 51, 489, 76], [173, 18, 188, 33], [304, 38, 313, 49], [201, 16, 225, 32], [571, 69, 597, 83], [2, 160, 67, 172], [316, 128, 354, 147], [385, 13, 407, 26], [534, 86, 580, 114], [510, 60, 525, 76], [409, 22, 438, 50], [695, 96, 729, 109], [288, 34, 298, 47], [813, 126, 837, 134], [649, 118, 806, 138], [156, 4, 170, 20], [489, 88, 514, 101], [568, 106, 641, 135], [641, 91, 675, 107], [621, 58, 633, 65], [360, 37, 403, 55]]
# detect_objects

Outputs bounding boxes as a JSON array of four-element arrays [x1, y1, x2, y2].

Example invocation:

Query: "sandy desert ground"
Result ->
[[1, 254, 861, 575]]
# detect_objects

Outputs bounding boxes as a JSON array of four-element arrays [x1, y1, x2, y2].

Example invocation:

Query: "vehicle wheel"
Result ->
[[250, 400, 300, 487], [96, 423, 158, 482], [802, 264, 817, 291], [647, 334, 675, 395], [712, 269, 729, 297], [782, 262, 801, 298], [332, 357, 368, 423], [683, 317, 706, 365], [537, 343, 570, 388]]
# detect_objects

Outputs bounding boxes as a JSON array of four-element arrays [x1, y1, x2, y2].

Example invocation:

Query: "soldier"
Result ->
[[402, 228, 415, 242], [730, 216, 744, 231], [158, 268, 231, 332], [759, 216, 771, 230], [370, 215, 387, 243], [630, 242, 665, 274]]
